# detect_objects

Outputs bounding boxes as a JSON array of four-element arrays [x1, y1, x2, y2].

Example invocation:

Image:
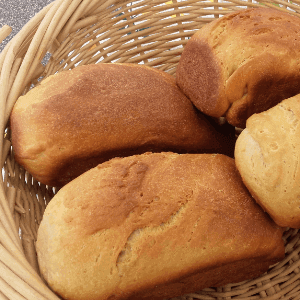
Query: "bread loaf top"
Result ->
[[36, 152, 284, 300], [176, 7, 300, 128], [235, 93, 300, 228], [11, 63, 235, 187]]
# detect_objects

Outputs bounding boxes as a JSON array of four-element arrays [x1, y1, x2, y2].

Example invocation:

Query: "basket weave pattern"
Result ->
[[1, 0, 300, 299]]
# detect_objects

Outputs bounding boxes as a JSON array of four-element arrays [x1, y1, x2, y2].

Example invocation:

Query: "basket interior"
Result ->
[[1, 0, 300, 299]]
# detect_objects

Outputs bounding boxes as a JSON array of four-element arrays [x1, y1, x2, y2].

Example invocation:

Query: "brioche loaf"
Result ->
[[235, 94, 300, 228], [176, 7, 300, 128], [11, 63, 235, 187], [36, 152, 285, 300]]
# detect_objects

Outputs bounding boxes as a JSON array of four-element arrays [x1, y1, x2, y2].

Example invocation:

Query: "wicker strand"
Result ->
[[0, 276, 27, 300], [1, 139, 11, 168], [7, 1, 60, 103], [2, 2, 55, 127], [20, 188, 36, 238], [0, 223, 41, 281], [0, 188, 23, 252], [0, 244, 59, 300], [0, 26, 12, 45], [15, 190, 25, 214], [0, 163, 22, 253], [56, 0, 95, 44], [0, 41, 11, 81], [22, 235, 40, 276], [0, 259, 56, 300], [1, 1, 300, 300], [14, 24, 40, 60], [6, 186, 17, 214], [70, 0, 124, 33], [0, 44, 14, 129], [6, 58, 23, 104], [0, 11, 55, 239], [26, 0, 84, 86], [30, 182, 43, 227], [55, 0, 92, 43], [0, 290, 9, 300], [0, 170, 44, 288]]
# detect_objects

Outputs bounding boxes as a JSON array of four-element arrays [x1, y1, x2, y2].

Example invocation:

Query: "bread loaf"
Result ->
[[176, 7, 300, 128], [11, 63, 235, 187], [235, 94, 300, 228], [36, 152, 285, 300]]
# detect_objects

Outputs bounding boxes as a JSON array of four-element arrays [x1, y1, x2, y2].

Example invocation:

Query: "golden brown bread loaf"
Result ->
[[10, 63, 235, 187], [176, 7, 300, 128], [36, 152, 285, 300], [235, 94, 300, 228]]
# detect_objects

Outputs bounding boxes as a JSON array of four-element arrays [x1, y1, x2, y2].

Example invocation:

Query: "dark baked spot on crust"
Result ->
[[269, 16, 282, 21], [252, 27, 273, 35]]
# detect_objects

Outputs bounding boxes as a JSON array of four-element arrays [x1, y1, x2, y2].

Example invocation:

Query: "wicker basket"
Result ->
[[0, 0, 300, 299]]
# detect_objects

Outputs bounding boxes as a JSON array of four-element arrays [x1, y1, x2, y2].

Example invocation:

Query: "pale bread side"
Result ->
[[235, 94, 300, 228]]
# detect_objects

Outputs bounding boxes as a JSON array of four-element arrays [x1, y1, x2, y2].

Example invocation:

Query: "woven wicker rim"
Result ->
[[1, 0, 300, 299]]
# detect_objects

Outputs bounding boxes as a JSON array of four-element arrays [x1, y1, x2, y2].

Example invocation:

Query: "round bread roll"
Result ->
[[11, 63, 235, 187], [176, 7, 300, 128], [36, 152, 284, 300], [235, 94, 300, 228]]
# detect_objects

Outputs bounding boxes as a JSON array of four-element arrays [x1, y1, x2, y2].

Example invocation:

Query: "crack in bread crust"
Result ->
[[116, 201, 189, 276]]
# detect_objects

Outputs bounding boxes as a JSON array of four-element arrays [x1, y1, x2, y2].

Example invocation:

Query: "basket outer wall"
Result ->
[[1, 0, 300, 299]]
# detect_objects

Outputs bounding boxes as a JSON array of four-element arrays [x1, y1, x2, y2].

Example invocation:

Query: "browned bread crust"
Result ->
[[11, 63, 235, 187], [176, 7, 300, 128], [36, 152, 285, 300], [235, 93, 300, 228]]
